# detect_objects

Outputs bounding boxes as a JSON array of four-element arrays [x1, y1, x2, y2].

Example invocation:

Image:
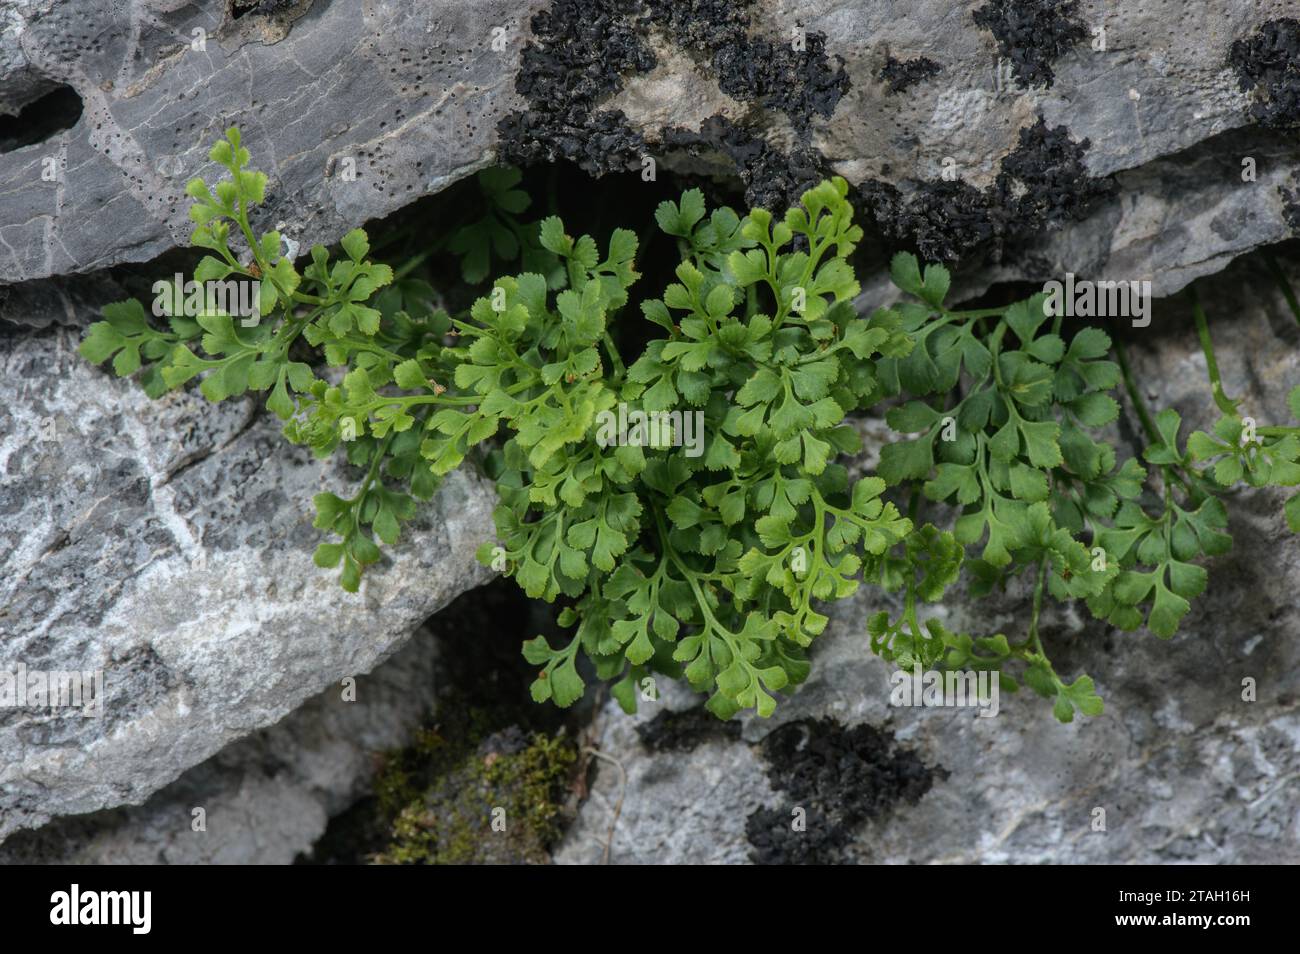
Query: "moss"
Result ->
[[372, 724, 577, 865], [372, 727, 447, 823], [301, 580, 589, 864]]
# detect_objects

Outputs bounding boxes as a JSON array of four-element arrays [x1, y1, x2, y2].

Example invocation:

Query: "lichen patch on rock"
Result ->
[[1229, 17, 1300, 129], [971, 0, 1088, 89], [745, 719, 945, 865]]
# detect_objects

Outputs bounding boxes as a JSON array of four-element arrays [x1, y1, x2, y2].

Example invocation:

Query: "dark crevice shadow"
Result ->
[[0, 85, 83, 154]]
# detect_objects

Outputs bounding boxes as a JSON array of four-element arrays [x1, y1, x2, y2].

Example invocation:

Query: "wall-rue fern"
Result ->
[[82, 128, 1300, 722]]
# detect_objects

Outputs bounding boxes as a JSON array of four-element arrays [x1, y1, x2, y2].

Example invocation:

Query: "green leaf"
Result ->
[[889, 252, 923, 297], [341, 229, 370, 262], [393, 359, 426, 389], [919, 263, 950, 308], [83, 129, 1274, 728]]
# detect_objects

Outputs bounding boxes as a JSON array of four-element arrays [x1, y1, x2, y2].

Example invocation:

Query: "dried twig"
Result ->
[[582, 746, 627, 865]]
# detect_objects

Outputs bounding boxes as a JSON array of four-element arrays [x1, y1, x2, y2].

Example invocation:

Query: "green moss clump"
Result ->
[[372, 724, 577, 865], [372, 727, 448, 823]]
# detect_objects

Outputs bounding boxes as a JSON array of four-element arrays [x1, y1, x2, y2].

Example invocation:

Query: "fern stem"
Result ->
[[946, 306, 1008, 319], [635, 216, 658, 275], [1263, 250, 1300, 327], [1113, 337, 1160, 447], [347, 431, 396, 544], [904, 580, 924, 660], [1114, 337, 1197, 500], [546, 163, 559, 217], [1026, 556, 1049, 661], [393, 249, 432, 281], [1189, 286, 1239, 415], [602, 331, 626, 379]]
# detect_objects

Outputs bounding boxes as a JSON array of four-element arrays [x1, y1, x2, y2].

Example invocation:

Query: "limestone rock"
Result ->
[[0, 314, 498, 840], [505, 1, 1300, 293], [0, 620, 445, 864], [0, 0, 544, 282]]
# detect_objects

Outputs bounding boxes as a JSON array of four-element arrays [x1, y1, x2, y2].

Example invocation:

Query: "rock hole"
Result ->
[[0, 85, 84, 154]]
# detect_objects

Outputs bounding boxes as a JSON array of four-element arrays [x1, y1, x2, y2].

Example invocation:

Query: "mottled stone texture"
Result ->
[[0, 621, 445, 864], [0, 0, 544, 282], [3, 1, 1298, 291], [508, 0, 1300, 292], [0, 308, 497, 840]]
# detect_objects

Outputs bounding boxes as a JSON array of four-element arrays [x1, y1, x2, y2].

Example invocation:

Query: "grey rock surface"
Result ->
[[984, 126, 1300, 297], [0, 619, 444, 864], [557, 252, 1300, 865], [0, 0, 544, 282], [801, 0, 1270, 184], [596, 1, 1300, 294], [4, 1, 1297, 294], [848, 125, 1300, 305], [0, 314, 497, 841]]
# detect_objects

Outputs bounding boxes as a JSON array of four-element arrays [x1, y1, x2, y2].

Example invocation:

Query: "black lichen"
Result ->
[[662, 115, 826, 212], [500, 5, 1106, 260], [498, 107, 647, 178], [1229, 18, 1300, 129], [635, 705, 743, 753], [645, 0, 850, 132], [498, 0, 848, 185], [995, 117, 1112, 227], [972, 0, 1087, 89], [230, 0, 297, 18], [1282, 185, 1300, 233], [516, 0, 655, 111], [745, 719, 943, 865], [862, 118, 1113, 262], [862, 178, 998, 264], [496, 0, 655, 176], [879, 55, 943, 94]]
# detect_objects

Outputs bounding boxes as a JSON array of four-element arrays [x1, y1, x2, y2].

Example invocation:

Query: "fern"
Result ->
[[81, 128, 1298, 721]]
